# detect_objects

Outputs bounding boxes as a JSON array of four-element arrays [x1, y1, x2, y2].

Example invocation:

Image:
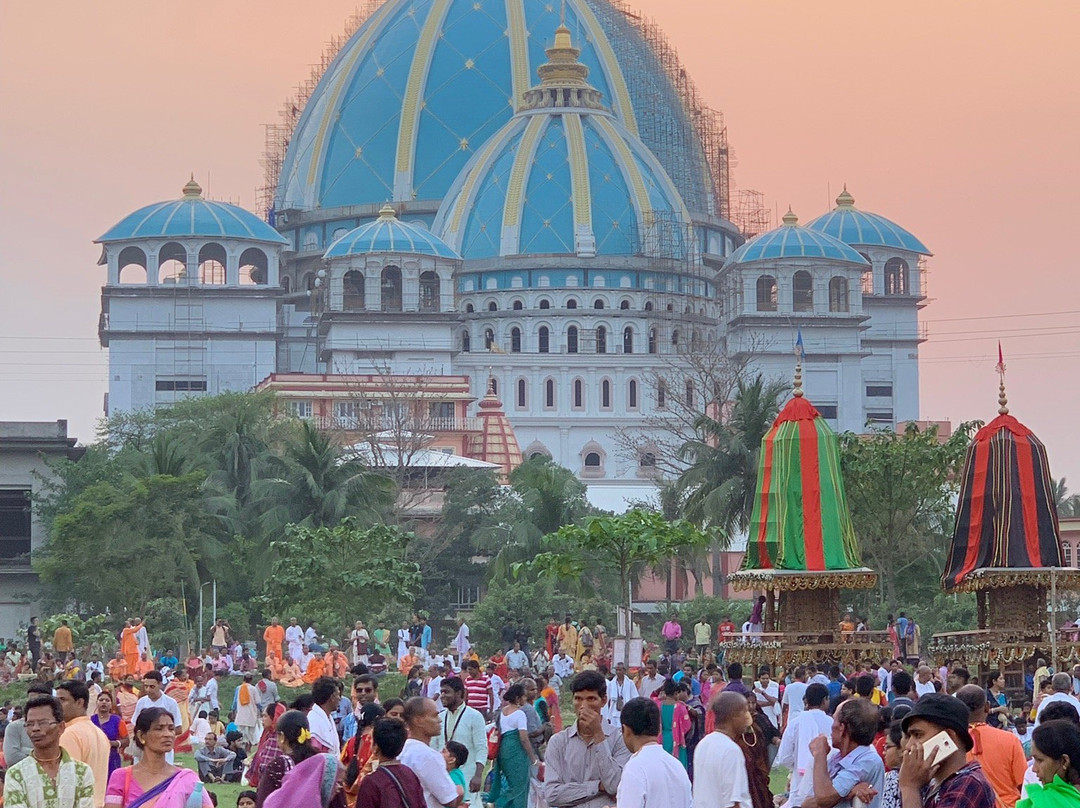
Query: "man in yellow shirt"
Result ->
[[56, 680, 110, 808], [693, 617, 711, 657], [53, 619, 74, 663]]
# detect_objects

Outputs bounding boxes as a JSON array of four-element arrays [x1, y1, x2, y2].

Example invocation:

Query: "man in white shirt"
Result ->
[[206, 669, 222, 711], [285, 618, 304, 662], [485, 662, 506, 711], [506, 642, 529, 673], [636, 660, 665, 700], [604, 663, 640, 729], [132, 671, 183, 763], [774, 683, 833, 808], [305, 622, 321, 651], [400, 696, 464, 808], [781, 666, 809, 732], [914, 665, 937, 697], [1035, 673, 1080, 726], [349, 620, 370, 665], [694, 691, 754, 808], [307, 677, 341, 755], [433, 678, 488, 806], [808, 664, 830, 688], [753, 667, 781, 729], [616, 696, 691, 808], [452, 618, 471, 666], [426, 663, 447, 712], [553, 650, 575, 680]]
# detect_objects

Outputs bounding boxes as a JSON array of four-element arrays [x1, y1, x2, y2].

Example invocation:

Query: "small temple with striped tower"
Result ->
[[932, 349, 1079, 676], [723, 348, 889, 667]]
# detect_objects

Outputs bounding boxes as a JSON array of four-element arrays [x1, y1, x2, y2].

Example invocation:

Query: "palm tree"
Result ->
[[1054, 478, 1080, 518], [675, 374, 787, 591], [283, 420, 394, 527]]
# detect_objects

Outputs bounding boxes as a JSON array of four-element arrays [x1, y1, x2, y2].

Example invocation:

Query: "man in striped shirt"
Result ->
[[462, 660, 493, 718]]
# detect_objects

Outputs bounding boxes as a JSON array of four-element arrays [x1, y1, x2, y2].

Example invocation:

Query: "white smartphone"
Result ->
[[921, 730, 959, 767]]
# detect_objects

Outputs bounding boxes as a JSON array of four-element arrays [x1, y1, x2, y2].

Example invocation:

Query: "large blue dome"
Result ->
[[805, 189, 930, 255], [434, 25, 690, 260], [99, 179, 287, 244], [723, 210, 869, 268], [274, 0, 714, 214], [325, 205, 459, 259]]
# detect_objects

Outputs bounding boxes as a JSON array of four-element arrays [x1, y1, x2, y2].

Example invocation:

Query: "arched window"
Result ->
[[512, 299, 523, 310], [623, 327, 634, 354], [198, 243, 227, 285], [657, 380, 667, 409], [239, 247, 268, 285], [573, 378, 584, 409], [516, 378, 527, 409], [158, 242, 187, 284], [461, 330, 471, 352], [593, 298, 605, 309], [381, 266, 403, 311], [584, 452, 601, 467], [596, 326, 607, 354], [343, 270, 365, 310], [685, 379, 695, 408], [567, 326, 579, 354], [601, 379, 612, 409], [648, 328, 657, 354], [691, 329, 702, 349], [544, 378, 556, 408], [756, 276, 778, 311], [644, 300, 654, 312], [619, 299, 631, 310], [487, 300, 498, 312], [117, 245, 148, 284], [511, 327, 522, 353], [829, 276, 849, 312], [671, 329, 680, 347], [885, 258, 909, 295], [628, 379, 638, 409], [793, 270, 813, 312], [539, 298, 551, 309], [539, 326, 550, 353], [639, 451, 657, 469], [566, 298, 578, 309], [419, 271, 440, 312], [484, 328, 495, 350], [281, 275, 291, 294], [465, 303, 475, 313], [861, 268, 874, 295]]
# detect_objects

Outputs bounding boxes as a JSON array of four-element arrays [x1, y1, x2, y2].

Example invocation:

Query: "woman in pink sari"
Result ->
[[105, 706, 212, 807], [262, 710, 346, 808]]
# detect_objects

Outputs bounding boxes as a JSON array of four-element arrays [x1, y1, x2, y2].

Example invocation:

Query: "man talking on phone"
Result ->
[[897, 694, 996, 808], [802, 698, 884, 808]]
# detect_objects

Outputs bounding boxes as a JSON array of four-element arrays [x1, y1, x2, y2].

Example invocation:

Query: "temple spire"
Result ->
[[996, 341, 1009, 415]]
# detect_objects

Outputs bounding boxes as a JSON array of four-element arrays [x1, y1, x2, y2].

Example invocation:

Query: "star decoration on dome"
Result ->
[[465, 58, 475, 69], [459, 138, 470, 150]]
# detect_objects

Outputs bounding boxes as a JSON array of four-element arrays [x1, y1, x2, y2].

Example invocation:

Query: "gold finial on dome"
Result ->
[[519, 4, 605, 111], [995, 341, 1009, 415], [378, 203, 397, 219], [793, 331, 805, 397], [182, 174, 202, 198], [782, 207, 798, 226], [836, 185, 855, 208]]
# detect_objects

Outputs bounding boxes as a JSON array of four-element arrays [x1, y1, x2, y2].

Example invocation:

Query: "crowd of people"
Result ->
[[2, 612, 1080, 808]]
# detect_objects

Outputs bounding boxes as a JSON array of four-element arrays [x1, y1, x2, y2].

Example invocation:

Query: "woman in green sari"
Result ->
[[1020, 720, 1080, 808], [490, 684, 538, 808], [372, 625, 392, 656]]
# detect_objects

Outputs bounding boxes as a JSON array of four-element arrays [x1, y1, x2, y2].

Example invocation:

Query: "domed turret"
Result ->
[[722, 208, 869, 268], [434, 26, 690, 260], [325, 204, 459, 259], [805, 187, 930, 255]]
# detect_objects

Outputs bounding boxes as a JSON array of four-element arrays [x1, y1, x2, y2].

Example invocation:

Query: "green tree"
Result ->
[[1053, 478, 1080, 518], [262, 519, 421, 637], [36, 473, 217, 615], [526, 509, 713, 662], [839, 421, 977, 612]]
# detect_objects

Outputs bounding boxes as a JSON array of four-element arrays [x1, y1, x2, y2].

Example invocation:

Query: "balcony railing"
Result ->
[[307, 415, 483, 433]]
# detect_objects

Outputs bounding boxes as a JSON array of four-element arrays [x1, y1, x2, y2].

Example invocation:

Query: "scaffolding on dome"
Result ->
[[591, 0, 730, 220], [257, 2, 383, 222], [731, 189, 772, 240]]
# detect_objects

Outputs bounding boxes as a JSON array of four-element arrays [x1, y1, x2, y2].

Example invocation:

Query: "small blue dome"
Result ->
[[804, 189, 930, 255], [723, 209, 869, 269], [98, 179, 287, 244], [325, 205, 460, 259]]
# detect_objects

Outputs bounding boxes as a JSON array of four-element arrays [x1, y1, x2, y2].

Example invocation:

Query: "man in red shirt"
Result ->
[[717, 615, 737, 643], [462, 660, 493, 717]]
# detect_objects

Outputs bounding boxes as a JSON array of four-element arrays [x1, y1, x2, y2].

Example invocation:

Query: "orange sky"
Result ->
[[1, 1, 1078, 484]]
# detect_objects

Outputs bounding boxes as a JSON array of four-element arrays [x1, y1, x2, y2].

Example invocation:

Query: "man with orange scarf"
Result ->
[[119, 618, 142, 674], [234, 671, 262, 746]]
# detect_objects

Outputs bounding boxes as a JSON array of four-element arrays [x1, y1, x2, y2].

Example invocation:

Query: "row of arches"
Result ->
[[509, 376, 642, 412], [116, 243, 272, 286], [462, 323, 708, 354], [463, 296, 711, 317], [756, 273, 851, 313]]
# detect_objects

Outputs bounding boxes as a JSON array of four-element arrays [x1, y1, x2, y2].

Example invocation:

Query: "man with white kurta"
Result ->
[[233, 672, 262, 746], [774, 683, 833, 808], [452, 618, 471, 667], [433, 677, 487, 807], [285, 618, 304, 663], [604, 663, 639, 729]]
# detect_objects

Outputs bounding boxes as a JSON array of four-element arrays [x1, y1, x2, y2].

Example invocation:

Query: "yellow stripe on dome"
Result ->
[[446, 121, 520, 241], [564, 114, 592, 231], [395, 0, 454, 200], [594, 117, 652, 225], [505, 0, 530, 110], [502, 115, 545, 231], [307, 1, 397, 191], [573, 0, 637, 135]]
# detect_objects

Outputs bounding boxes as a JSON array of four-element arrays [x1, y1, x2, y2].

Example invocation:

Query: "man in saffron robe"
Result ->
[[106, 651, 128, 682], [119, 619, 142, 674], [325, 644, 349, 678], [263, 617, 285, 662], [302, 651, 326, 684]]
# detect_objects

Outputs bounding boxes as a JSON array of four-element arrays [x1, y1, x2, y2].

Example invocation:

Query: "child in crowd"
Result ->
[[443, 740, 469, 795], [236, 790, 257, 808]]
